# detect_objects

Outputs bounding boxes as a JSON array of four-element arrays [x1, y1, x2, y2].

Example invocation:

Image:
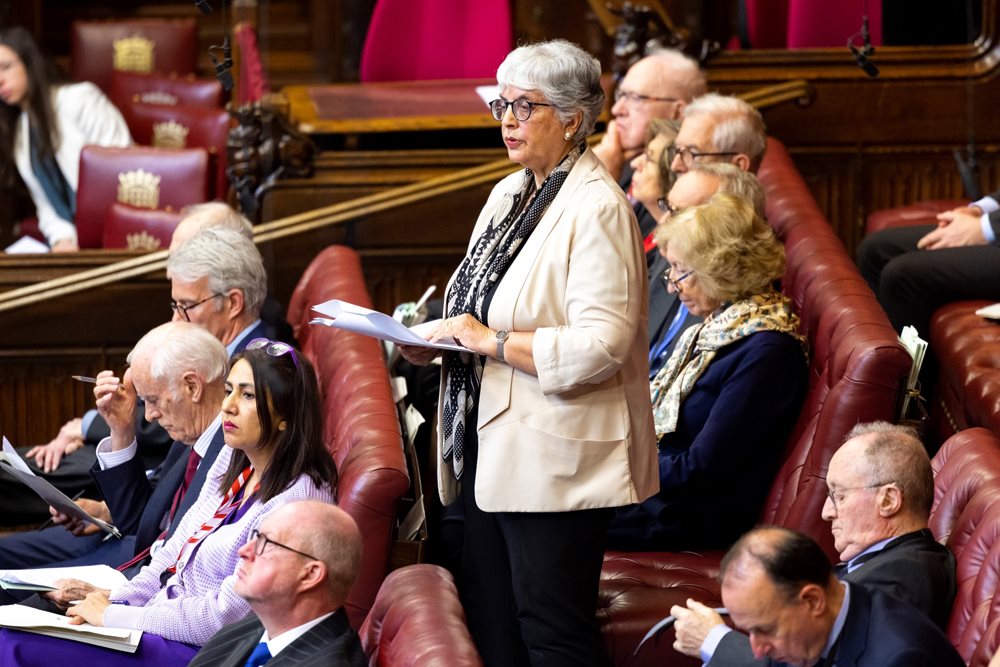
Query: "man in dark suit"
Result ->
[[672, 421, 957, 665], [190, 500, 366, 667], [857, 193, 1000, 339], [712, 527, 963, 667]]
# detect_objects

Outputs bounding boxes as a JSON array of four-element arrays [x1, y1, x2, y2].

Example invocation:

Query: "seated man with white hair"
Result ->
[[669, 93, 768, 175]]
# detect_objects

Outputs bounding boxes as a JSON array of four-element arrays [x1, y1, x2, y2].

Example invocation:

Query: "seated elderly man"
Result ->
[[715, 527, 962, 666], [0, 205, 260, 527], [190, 500, 365, 667], [670, 93, 767, 175], [672, 421, 957, 665], [0, 229, 273, 570]]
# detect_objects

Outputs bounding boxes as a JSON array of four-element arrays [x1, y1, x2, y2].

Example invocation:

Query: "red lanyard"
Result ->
[[167, 466, 257, 575]]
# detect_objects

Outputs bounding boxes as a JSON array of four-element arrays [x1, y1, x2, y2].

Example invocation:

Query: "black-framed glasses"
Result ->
[[657, 198, 677, 215], [826, 481, 896, 511], [613, 89, 680, 105], [669, 144, 739, 169], [489, 96, 554, 122], [170, 293, 224, 322], [662, 263, 693, 292], [249, 528, 317, 560], [246, 337, 300, 369]]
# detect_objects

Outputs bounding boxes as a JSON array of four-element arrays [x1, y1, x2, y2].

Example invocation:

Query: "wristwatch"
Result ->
[[495, 330, 510, 362]]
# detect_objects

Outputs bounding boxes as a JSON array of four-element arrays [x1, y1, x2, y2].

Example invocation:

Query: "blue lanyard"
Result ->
[[649, 303, 689, 376]]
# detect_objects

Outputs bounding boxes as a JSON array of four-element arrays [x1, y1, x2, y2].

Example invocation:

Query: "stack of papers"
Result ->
[[0, 438, 121, 538], [310, 299, 468, 352], [0, 565, 127, 593], [0, 604, 141, 653], [898, 325, 928, 417]]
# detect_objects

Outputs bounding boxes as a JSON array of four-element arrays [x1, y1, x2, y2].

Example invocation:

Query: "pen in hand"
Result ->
[[36, 490, 86, 532], [71, 375, 97, 384]]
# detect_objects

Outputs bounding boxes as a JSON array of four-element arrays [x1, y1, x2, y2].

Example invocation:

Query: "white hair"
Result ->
[[167, 227, 267, 318], [684, 93, 767, 170], [128, 321, 228, 394], [642, 48, 707, 101]]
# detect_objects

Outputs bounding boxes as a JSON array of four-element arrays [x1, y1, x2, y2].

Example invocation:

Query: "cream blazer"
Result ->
[[436, 148, 659, 512], [14, 82, 132, 246]]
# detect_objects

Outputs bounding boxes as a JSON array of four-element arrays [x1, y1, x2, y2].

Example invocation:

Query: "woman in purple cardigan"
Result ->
[[0, 339, 337, 666]]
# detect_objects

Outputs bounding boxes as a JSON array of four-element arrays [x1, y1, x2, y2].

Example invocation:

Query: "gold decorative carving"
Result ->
[[112, 36, 155, 73], [125, 230, 162, 251], [116, 169, 161, 209], [138, 91, 178, 105], [152, 121, 189, 149]]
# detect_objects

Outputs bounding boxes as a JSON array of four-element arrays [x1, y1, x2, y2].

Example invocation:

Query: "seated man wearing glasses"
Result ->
[[0, 228, 277, 571], [671, 421, 956, 666], [670, 93, 767, 176], [190, 500, 366, 667]]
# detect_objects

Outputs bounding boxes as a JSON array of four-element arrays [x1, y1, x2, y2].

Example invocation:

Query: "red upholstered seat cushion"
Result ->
[[865, 199, 963, 235], [109, 70, 223, 111], [101, 202, 182, 250], [71, 19, 198, 93]]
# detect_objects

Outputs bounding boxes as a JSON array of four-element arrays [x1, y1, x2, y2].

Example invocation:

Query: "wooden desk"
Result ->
[[283, 78, 498, 135]]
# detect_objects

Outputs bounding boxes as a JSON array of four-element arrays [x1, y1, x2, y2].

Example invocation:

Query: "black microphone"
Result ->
[[209, 37, 234, 91], [848, 16, 879, 78], [194, 0, 213, 14]]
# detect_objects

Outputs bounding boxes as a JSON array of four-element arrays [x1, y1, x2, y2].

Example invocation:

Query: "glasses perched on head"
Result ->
[[826, 481, 896, 511], [669, 145, 739, 170], [613, 89, 680, 105], [170, 293, 224, 322], [662, 263, 693, 292], [246, 337, 300, 369], [489, 96, 554, 122], [248, 528, 317, 560]]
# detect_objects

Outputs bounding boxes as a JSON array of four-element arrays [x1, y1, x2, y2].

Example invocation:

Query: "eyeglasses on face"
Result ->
[[826, 481, 896, 510], [657, 198, 677, 215], [669, 145, 739, 169], [170, 293, 224, 322], [613, 89, 680, 105], [662, 262, 693, 292], [248, 528, 318, 560], [246, 337, 300, 369], [489, 96, 554, 122]]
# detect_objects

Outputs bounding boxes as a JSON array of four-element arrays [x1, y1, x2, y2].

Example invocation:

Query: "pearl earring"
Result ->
[[564, 131, 571, 140]]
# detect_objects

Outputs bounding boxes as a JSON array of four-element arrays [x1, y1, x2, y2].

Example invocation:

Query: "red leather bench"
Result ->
[[286, 245, 410, 627], [599, 138, 913, 666]]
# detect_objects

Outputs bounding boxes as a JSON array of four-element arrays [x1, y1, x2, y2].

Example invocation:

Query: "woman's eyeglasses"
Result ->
[[657, 198, 677, 215], [662, 263, 693, 292], [489, 96, 554, 122], [246, 338, 300, 369]]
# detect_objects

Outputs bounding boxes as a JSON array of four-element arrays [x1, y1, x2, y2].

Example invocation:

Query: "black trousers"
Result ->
[[458, 431, 612, 667], [856, 224, 1000, 337]]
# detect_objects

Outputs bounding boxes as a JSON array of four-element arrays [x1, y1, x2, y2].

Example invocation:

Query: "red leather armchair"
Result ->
[[360, 564, 483, 666], [598, 138, 912, 666], [71, 19, 198, 93], [121, 103, 231, 199], [75, 146, 208, 249], [286, 245, 410, 627], [109, 71, 223, 111], [101, 202, 182, 250]]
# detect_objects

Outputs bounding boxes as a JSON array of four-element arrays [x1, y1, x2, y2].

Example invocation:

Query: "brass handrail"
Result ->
[[0, 80, 813, 314]]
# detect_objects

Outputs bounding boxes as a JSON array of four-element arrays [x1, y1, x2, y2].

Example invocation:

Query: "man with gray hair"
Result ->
[[190, 501, 366, 666], [168, 201, 253, 252], [0, 322, 230, 602], [670, 93, 768, 175], [672, 422, 957, 665]]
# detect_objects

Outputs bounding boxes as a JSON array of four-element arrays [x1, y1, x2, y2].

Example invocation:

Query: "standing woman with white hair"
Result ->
[[400, 39, 657, 666]]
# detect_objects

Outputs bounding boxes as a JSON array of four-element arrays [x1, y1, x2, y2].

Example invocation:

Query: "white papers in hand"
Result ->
[[310, 299, 468, 352], [0, 438, 122, 538], [898, 325, 928, 416], [0, 564, 128, 593], [975, 303, 1000, 320], [0, 604, 141, 652]]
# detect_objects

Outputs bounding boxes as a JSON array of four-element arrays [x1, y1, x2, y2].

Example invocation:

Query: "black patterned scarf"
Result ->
[[441, 142, 586, 480]]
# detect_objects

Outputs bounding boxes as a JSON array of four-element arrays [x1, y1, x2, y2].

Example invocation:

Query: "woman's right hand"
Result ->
[[398, 344, 441, 366]]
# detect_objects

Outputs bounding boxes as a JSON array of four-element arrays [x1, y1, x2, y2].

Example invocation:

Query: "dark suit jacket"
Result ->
[[709, 530, 958, 666], [647, 251, 702, 359], [189, 609, 365, 667]]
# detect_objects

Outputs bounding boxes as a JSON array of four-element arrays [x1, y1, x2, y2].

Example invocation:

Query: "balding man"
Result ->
[[670, 93, 767, 175], [189, 500, 365, 667], [168, 201, 253, 252], [716, 526, 962, 667], [673, 422, 957, 665]]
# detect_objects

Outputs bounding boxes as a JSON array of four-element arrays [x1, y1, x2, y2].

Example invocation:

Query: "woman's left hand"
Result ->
[[66, 590, 111, 626], [432, 314, 495, 357]]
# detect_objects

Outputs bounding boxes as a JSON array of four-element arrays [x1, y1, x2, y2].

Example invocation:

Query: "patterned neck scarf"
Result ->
[[650, 291, 807, 438], [441, 142, 587, 480]]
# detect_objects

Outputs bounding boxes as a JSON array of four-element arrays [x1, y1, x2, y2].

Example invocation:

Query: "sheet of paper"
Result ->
[[975, 302, 1000, 320], [475, 85, 499, 108], [310, 299, 468, 352], [4, 235, 49, 254], [0, 438, 122, 538], [0, 564, 128, 592], [0, 604, 141, 652]]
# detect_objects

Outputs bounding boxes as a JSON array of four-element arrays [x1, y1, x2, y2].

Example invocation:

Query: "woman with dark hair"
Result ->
[[0, 26, 131, 250], [0, 340, 336, 666]]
